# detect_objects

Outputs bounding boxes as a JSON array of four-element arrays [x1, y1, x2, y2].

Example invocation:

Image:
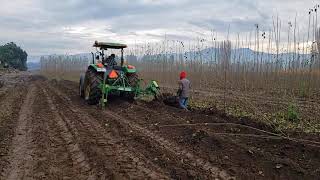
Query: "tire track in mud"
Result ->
[[0, 86, 26, 175], [48, 81, 232, 180], [41, 87, 96, 180], [44, 83, 170, 179], [31, 95, 82, 179], [3, 85, 36, 180]]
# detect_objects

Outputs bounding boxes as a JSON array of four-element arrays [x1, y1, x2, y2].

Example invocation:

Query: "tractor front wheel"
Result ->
[[84, 69, 102, 105]]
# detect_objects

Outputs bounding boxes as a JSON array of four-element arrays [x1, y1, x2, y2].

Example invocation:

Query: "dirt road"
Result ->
[[0, 72, 319, 180]]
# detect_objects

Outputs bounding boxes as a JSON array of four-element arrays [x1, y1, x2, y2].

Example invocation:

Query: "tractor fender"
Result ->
[[79, 74, 85, 98], [88, 64, 107, 73]]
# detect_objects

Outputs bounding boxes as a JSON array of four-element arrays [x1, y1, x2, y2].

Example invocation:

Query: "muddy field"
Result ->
[[0, 72, 319, 180]]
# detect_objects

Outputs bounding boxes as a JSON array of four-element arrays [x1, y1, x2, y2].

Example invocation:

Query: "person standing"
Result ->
[[178, 71, 191, 110]]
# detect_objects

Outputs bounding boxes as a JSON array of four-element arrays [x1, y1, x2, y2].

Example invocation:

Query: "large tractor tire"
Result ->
[[79, 74, 85, 98], [83, 69, 102, 105]]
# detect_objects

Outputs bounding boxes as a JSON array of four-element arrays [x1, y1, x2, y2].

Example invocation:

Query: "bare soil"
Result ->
[[0, 72, 319, 180]]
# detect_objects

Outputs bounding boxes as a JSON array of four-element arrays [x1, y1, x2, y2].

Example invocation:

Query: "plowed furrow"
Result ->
[[0, 86, 26, 176], [44, 83, 170, 179], [3, 85, 36, 180], [30, 86, 83, 179], [102, 110, 231, 179], [49, 81, 232, 180], [41, 88, 96, 179]]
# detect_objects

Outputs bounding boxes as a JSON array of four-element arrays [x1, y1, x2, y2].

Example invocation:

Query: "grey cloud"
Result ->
[[0, 0, 317, 56], [37, 0, 184, 26], [145, 33, 193, 41], [189, 17, 270, 33]]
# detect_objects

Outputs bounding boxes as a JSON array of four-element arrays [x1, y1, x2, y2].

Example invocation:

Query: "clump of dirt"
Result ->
[[183, 129, 209, 145], [0, 68, 19, 74]]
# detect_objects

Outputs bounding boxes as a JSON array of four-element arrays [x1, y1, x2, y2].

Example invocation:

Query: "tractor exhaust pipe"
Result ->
[[91, 52, 94, 64], [121, 48, 124, 67]]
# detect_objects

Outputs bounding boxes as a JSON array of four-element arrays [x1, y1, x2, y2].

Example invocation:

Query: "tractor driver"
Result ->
[[96, 55, 101, 63], [104, 54, 117, 66]]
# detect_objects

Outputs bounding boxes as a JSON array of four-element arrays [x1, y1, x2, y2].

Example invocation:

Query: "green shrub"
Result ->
[[287, 103, 299, 122]]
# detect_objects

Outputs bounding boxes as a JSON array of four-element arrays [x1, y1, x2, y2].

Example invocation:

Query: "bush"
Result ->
[[0, 42, 28, 71]]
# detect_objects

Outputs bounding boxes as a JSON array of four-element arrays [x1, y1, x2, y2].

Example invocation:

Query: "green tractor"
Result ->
[[79, 41, 161, 107]]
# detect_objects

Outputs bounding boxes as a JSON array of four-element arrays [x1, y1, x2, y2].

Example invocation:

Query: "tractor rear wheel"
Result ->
[[79, 74, 85, 98], [84, 69, 102, 105]]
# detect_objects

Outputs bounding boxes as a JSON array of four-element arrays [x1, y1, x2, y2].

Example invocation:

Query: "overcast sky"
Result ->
[[0, 0, 317, 56]]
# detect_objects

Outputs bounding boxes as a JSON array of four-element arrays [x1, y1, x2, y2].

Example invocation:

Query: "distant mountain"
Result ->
[[182, 47, 310, 63], [27, 55, 41, 63], [136, 47, 311, 65], [27, 62, 40, 70]]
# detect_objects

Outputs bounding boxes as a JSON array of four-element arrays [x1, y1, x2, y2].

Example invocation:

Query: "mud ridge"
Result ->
[[45, 83, 170, 179], [3, 85, 36, 180], [42, 87, 96, 179]]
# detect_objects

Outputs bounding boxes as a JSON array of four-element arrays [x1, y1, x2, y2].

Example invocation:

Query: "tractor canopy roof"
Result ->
[[93, 41, 127, 49]]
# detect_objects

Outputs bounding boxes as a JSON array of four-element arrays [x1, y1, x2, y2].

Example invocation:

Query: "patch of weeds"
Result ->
[[287, 103, 299, 122], [271, 103, 301, 132], [274, 103, 299, 122], [226, 106, 253, 118], [272, 112, 287, 129], [189, 100, 212, 109]]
